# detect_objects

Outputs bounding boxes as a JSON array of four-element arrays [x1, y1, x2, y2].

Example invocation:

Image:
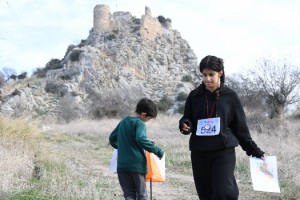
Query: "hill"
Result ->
[[0, 5, 198, 121]]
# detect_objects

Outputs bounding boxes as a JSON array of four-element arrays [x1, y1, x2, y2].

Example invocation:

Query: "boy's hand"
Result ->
[[157, 155, 162, 160]]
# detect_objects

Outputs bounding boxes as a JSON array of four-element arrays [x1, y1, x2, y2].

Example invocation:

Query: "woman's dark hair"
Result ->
[[135, 98, 157, 118], [199, 55, 225, 100]]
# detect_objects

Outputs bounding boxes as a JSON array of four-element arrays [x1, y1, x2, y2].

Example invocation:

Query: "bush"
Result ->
[[176, 92, 188, 101], [158, 15, 172, 25], [88, 88, 143, 119], [45, 59, 63, 70], [0, 72, 5, 87], [181, 75, 193, 82], [11, 89, 21, 96], [290, 110, 300, 120], [177, 103, 185, 114], [108, 34, 116, 40], [45, 82, 68, 97], [69, 49, 84, 62], [157, 95, 173, 112], [33, 67, 47, 78], [57, 94, 82, 122], [33, 59, 62, 78], [78, 39, 86, 48]]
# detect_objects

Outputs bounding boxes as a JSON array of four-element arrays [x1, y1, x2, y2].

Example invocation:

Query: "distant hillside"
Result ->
[[0, 5, 199, 121]]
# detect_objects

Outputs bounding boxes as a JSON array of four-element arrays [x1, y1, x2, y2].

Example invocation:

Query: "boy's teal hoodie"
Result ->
[[109, 116, 164, 174]]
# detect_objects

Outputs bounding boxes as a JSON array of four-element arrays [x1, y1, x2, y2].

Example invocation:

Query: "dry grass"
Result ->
[[0, 116, 40, 196], [0, 115, 299, 199]]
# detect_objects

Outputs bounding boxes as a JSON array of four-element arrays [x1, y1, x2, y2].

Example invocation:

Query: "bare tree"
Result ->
[[250, 57, 300, 119], [2, 67, 16, 80], [0, 71, 5, 87], [227, 74, 265, 110]]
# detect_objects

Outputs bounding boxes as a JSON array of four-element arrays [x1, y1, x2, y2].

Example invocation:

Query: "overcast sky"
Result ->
[[1, 0, 300, 75]]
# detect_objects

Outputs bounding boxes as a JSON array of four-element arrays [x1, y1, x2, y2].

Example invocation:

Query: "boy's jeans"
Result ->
[[118, 172, 147, 200]]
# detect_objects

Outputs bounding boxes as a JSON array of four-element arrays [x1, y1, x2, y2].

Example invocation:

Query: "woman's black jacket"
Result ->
[[179, 85, 264, 158]]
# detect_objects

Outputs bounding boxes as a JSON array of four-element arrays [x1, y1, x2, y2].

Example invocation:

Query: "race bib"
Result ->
[[196, 117, 220, 136]]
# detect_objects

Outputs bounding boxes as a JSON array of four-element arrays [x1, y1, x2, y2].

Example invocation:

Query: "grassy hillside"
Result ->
[[0, 115, 299, 199]]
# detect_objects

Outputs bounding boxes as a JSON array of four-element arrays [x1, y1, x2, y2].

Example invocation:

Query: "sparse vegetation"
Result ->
[[177, 103, 185, 114], [0, 71, 5, 87], [181, 75, 193, 82], [88, 88, 143, 119], [44, 81, 68, 97], [33, 58, 62, 78], [1, 116, 299, 199], [157, 95, 173, 112], [45, 59, 63, 70], [176, 92, 188, 101], [108, 34, 116, 41], [57, 94, 82, 122], [69, 49, 84, 62], [157, 15, 172, 28], [0, 116, 40, 197]]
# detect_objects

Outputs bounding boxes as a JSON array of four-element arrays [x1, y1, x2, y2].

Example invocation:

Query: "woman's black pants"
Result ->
[[191, 148, 239, 200]]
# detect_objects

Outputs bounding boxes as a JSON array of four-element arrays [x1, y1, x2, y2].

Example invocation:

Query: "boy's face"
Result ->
[[140, 113, 152, 122]]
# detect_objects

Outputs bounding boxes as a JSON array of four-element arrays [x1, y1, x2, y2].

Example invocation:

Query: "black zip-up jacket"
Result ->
[[179, 85, 264, 158]]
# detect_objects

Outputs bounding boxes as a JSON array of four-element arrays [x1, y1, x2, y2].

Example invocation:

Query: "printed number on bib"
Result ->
[[196, 117, 220, 136]]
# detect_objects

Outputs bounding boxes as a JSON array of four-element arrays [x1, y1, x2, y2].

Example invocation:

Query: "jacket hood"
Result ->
[[191, 85, 235, 97]]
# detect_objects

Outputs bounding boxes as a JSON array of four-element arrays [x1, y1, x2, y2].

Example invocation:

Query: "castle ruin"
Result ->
[[93, 4, 162, 41]]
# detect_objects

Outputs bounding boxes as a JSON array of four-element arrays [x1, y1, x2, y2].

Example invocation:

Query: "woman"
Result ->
[[179, 55, 264, 200]]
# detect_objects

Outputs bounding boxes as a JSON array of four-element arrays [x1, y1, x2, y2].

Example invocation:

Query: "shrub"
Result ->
[[44, 82, 68, 97], [64, 44, 76, 59], [108, 34, 116, 41], [157, 95, 173, 112], [60, 74, 72, 80], [57, 94, 81, 122], [11, 89, 21, 96], [176, 92, 188, 101], [69, 49, 83, 62], [33, 59, 62, 78], [33, 67, 47, 78], [177, 103, 185, 114], [78, 39, 86, 48], [158, 15, 172, 25], [88, 87, 143, 119], [0, 72, 5, 87], [45, 59, 63, 70], [181, 75, 193, 82]]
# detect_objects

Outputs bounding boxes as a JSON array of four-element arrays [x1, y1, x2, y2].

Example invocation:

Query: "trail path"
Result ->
[[41, 128, 199, 200], [39, 119, 278, 200]]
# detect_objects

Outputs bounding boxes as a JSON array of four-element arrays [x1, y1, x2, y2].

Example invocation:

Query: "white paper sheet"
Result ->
[[250, 156, 280, 193], [109, 149, 118, 173]]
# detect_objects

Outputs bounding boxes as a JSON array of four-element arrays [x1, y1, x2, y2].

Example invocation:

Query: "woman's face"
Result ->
[[201, 68, 223, 92]]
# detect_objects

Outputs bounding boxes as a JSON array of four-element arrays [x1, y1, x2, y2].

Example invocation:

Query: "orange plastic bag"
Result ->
[[146, 151, 165, 182]]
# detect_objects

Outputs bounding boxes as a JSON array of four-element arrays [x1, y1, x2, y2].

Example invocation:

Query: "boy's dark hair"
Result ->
[[135, 98, 157, 118]]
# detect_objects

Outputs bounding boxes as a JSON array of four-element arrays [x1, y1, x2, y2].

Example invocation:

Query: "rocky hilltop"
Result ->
[[0, 5, 199, 121]]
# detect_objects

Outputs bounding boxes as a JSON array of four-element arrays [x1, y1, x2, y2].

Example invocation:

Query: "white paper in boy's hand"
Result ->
[[109, 149, 118, 173], [250, 156, 280, 193]]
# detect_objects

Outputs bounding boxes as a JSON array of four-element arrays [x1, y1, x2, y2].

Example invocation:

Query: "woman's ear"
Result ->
[[219, 70, 224, 77]]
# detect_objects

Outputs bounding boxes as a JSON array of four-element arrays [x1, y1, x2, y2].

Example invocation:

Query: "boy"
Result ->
[[109, 98, 164, 200]]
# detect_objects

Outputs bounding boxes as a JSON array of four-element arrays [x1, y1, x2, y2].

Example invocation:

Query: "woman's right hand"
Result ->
[[181, 123, 190, 132], [181, 123, 191, 135]]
